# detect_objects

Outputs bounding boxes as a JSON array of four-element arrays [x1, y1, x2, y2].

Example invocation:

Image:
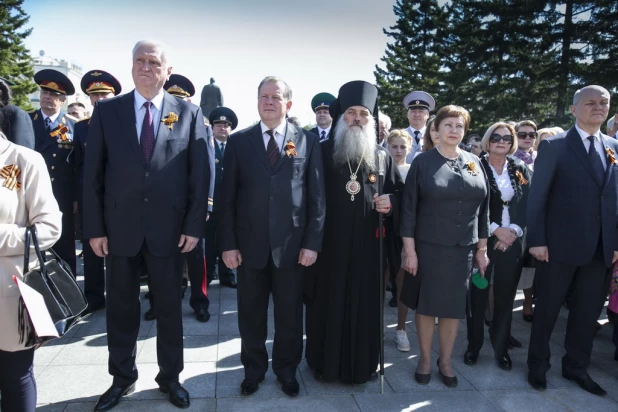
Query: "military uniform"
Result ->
[[309, 92, 335, 141], [74, 70, 122, 311], [207, 107, 238, 287], [30, 69, 78, 276]]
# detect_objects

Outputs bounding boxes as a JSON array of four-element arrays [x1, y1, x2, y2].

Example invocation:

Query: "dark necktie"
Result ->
[[320, 130, 326, 141], [140, 102, 155, 164], [266, 129, 280, 167], [414, 130, 420, 145], [220, 142, 225, 155], [45, 117, 52, 133], [587, 136, 605, 184]]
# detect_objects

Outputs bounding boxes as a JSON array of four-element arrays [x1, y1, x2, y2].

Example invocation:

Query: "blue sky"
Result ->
[[23, 0, 398, 129]]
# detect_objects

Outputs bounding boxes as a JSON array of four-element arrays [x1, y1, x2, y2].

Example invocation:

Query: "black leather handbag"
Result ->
[[18, 225, 88, 346]]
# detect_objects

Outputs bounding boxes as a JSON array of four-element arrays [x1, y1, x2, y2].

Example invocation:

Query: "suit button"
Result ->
[[51, 166, 55, 170], [460, 187, 464, 191], [459, 200, 463, 204], [144, 198, 149, 202], [601, 196, 604, 200], [269, 196, 274, 200], [271, 176, 275, 179], [458, 212, 463, 216], [457, 224, 461, 228], [51, 178, 54, 182], [53, 154, 57, 157], [145, 172, 149, 177]]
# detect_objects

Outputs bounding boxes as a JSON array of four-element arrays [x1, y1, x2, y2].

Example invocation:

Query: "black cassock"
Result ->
[[305, 139, 403, 384]]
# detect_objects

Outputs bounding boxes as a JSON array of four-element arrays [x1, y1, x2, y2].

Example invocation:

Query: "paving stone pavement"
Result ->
[[34, 254, 618, 411]]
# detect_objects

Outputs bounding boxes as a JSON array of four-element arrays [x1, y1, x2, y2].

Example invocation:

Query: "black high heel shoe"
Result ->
[[436, 358, 458, 388]]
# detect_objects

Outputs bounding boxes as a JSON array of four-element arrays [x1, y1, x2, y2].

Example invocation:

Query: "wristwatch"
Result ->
[[477, 246, 488, 253]]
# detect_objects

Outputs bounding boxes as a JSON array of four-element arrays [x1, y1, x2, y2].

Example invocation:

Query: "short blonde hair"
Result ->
[[534, 127, 558, 150], [481, 122, 518, 155], [515, 120, 537, 132], [387, 129, 412, 147]]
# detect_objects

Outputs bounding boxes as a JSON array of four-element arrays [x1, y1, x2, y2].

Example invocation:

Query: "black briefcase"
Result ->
[[18, 225, 88, 346]]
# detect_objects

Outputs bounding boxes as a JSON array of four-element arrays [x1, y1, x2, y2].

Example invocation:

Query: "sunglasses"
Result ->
[[517, 131, 537, 139], [489, 134, 514, 144]]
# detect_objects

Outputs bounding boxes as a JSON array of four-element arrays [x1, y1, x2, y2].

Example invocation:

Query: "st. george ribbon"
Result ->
[[377, 150, 386, 394]]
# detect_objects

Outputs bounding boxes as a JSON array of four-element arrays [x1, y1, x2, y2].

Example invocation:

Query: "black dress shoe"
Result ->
[[144, 308, 156, 321], [562, 371, 607, 396], [240, 376, 264, 396], [220, 279, 237, 289], [436, 358, 458, 388], [528, 371, 547, 391], [195, 309, 210, 323], [159, 382, 190, 408], [508, 335, 522, 349], [497, 354, 512, 371], [464, 350, 479, 366], [414, 371, 430, 385], [522, 313, 533, 322], [277, 376, 300, 397], [388, 297, 397, 307], [94, 383, 135, 411]]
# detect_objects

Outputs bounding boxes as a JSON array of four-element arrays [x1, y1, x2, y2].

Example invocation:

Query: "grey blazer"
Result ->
[[400, 148, 489, 245]]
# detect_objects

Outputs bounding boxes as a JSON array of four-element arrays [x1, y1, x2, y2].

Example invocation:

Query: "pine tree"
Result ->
[[440, 0, 558, 132], [0, 0, 37, 110], [374, 0, 445, 129]]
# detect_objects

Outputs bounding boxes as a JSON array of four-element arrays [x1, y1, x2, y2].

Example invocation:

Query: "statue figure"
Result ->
[[200, 78, 223, 118]]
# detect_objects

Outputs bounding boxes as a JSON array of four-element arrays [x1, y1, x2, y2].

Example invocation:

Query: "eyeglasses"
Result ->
[[489, 134, 514, 144], [517, 131, 537, 139]]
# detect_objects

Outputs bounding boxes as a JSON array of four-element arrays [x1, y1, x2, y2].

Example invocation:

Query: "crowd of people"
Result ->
[[0, 39, 617, 411]]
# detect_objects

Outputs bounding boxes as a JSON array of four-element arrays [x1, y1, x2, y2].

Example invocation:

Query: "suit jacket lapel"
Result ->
[[248, 124, 271, 172], [116, 92, 143, 166], [601, 135, 615, 188], [272, 124, 297, 173], [566, 127, 601, 187], [34, 109, 54, 150], [149, 92, 178, 168]]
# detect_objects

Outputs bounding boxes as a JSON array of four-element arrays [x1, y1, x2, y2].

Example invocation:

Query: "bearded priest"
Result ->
[[304, 80, 404, 384]]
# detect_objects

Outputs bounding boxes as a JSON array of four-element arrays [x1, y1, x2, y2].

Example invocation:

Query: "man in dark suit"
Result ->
[[527, 85, 618, 396], [74, 70, 122, 314], [30, 69, 78, 277], [220, 76, 325, 397], [0, 77, 35, 149], [207, 106, 238, 288], [83, 41, 211, 411], [309, 92, 334, 141]]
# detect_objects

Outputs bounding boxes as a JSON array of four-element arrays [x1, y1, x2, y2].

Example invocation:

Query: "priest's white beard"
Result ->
[[332, 115, 377, 171]]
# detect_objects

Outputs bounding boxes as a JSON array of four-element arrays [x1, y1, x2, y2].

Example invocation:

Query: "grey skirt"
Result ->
[[400, 240, 474, 319]]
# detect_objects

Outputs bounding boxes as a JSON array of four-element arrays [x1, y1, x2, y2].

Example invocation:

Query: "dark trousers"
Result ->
[[467, 237, 522, 358], [527, 244, 610, 375], [0, 348, 36, 412], [56, 198, 77, 277], [237, 254, 304, 381], [205, 212, 235, 284], [83, 238, 106, 307], [182, 238, 209, 312], [106, 241, 184, 386]]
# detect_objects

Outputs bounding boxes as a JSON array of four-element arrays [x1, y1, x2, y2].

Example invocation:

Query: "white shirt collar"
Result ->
[[575, 123, 601, 142], [134, 89, 165, 112], [260, 120, 287, 137], [408, 125, 426, 135], [42, 110, 60, 124], [317, 126, 331, 135]]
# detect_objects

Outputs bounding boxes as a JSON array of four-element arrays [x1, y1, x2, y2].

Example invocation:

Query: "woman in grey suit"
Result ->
[[400, 105, 490, 387]]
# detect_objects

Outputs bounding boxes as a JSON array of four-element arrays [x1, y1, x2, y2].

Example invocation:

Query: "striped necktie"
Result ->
[[266, 130, 280, 167]]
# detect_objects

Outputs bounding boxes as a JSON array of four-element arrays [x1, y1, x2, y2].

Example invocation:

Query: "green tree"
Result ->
[[374, 0, 445, 129], [440, 0, 558, 132], [0, 0, 37, 110]]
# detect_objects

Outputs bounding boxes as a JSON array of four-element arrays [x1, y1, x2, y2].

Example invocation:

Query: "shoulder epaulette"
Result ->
[[65, 113, 79, 121], [76, 116, 91, 124]]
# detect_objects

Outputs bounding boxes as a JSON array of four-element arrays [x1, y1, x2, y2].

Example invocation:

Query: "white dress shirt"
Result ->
[[575, 124, 607, 169], [134, 89, 164, 142], [405, 125, 426, 164], [260, 121, 286, 152], [42, 110, 61, 126], [488, 161, 523, 237], [317, 126, 331, 140]]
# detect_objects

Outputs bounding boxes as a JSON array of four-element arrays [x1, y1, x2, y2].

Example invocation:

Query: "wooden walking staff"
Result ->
[[377, 150, 386, 394]]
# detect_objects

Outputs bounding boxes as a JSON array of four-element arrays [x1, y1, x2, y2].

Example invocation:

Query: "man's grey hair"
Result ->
[[132, 40, 170, 66], [573, 85, 610, 105], [379, 111, 391, 130], [257, 76, 292, 101]]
